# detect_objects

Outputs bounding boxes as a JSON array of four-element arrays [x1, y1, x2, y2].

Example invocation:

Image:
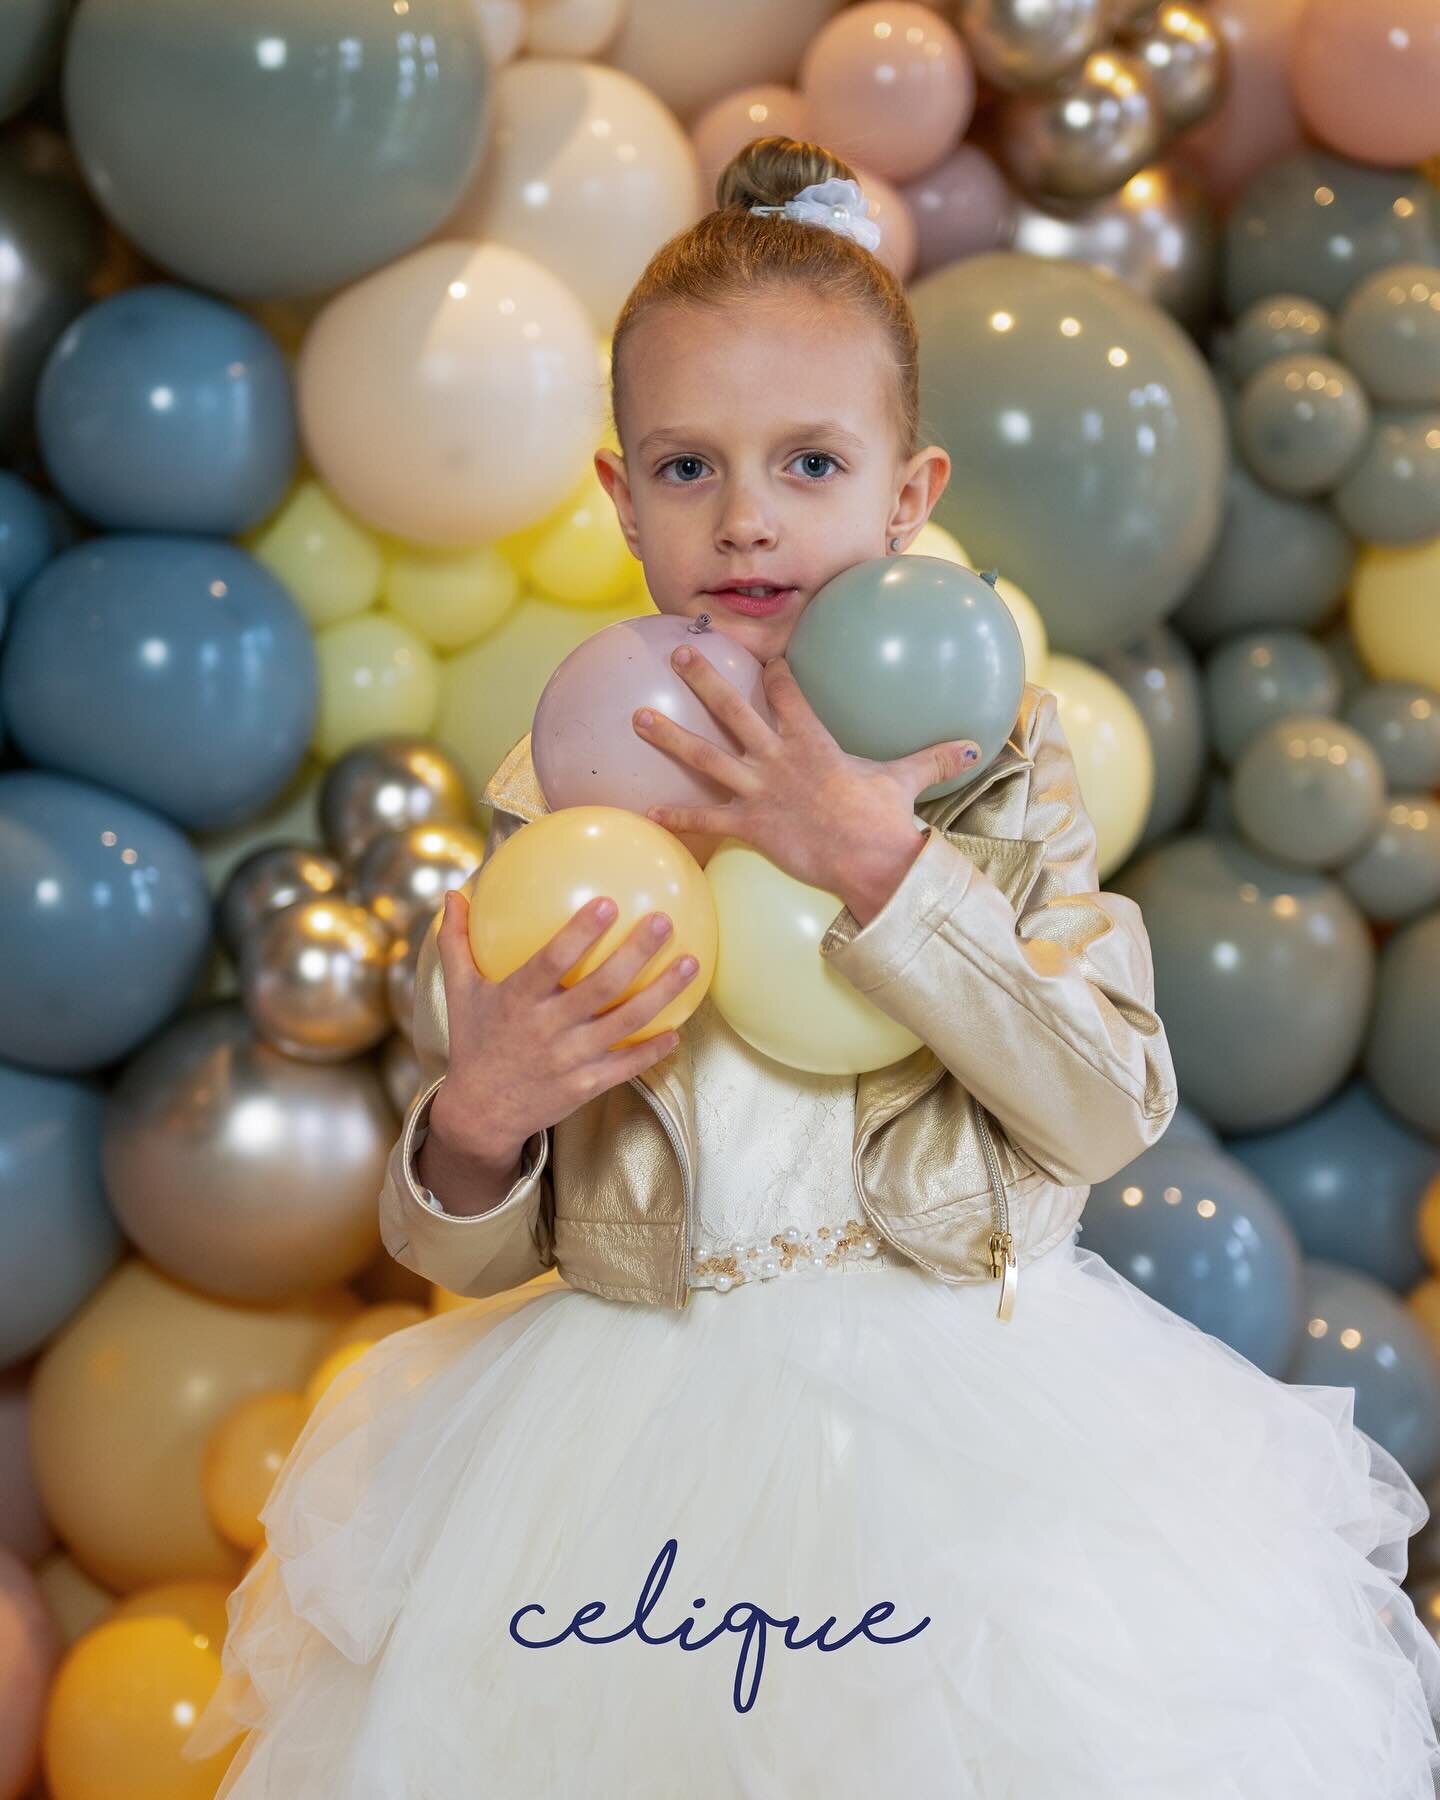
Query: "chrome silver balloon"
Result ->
[[1118, 2, 1226, 137], [954, 0, 1107, 94], [239, 895, 394, 1061], [319, 737, 474, 869], [217, 842, 346, 960], [996, 48, 1163, 203], [352, 821, 488, 938], [101, 1001, 397, 1303], [386, 909, 437, 1042]]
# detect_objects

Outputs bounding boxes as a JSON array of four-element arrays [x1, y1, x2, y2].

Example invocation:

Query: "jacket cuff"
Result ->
[[404, 1076, 549, 1224], [819, 825, 974, 989]]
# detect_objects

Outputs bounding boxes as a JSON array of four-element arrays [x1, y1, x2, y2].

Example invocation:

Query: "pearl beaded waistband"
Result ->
[[688, 1218, 898, 1293]]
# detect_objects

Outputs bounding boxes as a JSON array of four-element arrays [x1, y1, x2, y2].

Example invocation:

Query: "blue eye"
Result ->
[[790, 452, 840, 481], [658, 456, 709, 484]]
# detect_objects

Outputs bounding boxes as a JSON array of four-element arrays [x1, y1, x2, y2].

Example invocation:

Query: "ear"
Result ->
[[886, 445, 951, 552], [594, 448, 643, 559]]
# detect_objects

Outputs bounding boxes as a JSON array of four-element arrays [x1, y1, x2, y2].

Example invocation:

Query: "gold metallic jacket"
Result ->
[[378, 681, 1178, 1321]]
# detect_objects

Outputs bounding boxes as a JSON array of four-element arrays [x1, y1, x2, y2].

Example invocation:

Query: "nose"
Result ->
[[715, 479, 777, 554]]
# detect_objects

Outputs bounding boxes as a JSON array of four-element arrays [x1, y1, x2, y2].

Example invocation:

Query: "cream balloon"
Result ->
[[993, 575, 1048, 684], [1350, 539, 1440, 693], [313, 614, 441, 762], [704, 842, 924, 1075], [1040, 654, 1153, 878], [246, 479, 383, 629], [441, 61, 701, 331], [471, 0, 527, 64], [296, 240, 601, 545], [905, 521, 973, 564], [605, 0, 847, 122]]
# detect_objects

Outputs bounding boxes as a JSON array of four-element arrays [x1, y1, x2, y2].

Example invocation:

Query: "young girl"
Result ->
[[185, 139, 1440, 1796]]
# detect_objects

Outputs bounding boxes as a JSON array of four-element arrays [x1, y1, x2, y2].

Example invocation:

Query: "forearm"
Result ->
[[835, 816, 929, 928], [416, 1115, 526, 1217]]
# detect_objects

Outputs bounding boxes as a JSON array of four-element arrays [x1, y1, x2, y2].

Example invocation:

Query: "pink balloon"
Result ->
[[1171, 0, 1308, 204], [691, 85, 814, 204], [900, 144, 1015, 277], [850, 164, 918, 280], [0, 1546, 63, 1798], [799, 2, 977, 186], [1292, 0, 1440, 168], [531, 614, 773, 813]]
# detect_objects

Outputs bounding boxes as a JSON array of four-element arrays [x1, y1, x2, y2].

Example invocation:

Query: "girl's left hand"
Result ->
[[633, 646, 982, 925]]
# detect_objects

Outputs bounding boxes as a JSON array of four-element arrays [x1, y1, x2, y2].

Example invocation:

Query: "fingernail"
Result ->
[[672, 646, 692, 666], [596, 899, 617, 922], [962, 745, 980, 762], [650, 913, 673, 937], [677, 956, 699, 977], [635, 708, 654, 727]]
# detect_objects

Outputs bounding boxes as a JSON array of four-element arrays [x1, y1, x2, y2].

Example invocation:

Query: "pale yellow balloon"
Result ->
[[906, 520, 972, 565], [199, 1393, 309, 1553], [313, 614, 440, 762], [245, 479, 383, 629], [380, 539, 521, 649], [296, 240, 602, 545], [1350, 537, 1440, 693], [43, 1617, 234, 1799], [525, 463, 637, 607], [438, 588, 656, 793], [704, 841, 923, 1075], [1040, 654, 1154, 881], [441, 60, 702, 330], [993, 574, 1048, 685]]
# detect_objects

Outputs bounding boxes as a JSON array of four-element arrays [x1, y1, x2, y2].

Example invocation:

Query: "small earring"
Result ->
[[889, 536, 901, 552]]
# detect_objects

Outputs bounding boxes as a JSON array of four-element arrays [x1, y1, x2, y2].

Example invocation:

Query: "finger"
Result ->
[[595, 1026, 683, 1088], [670, 645, 780, 756], [887, 739, 981, 796], [633, 708, 758, 796], [434, 888, 486, 989], [509, 895, 620, 999], [645, 801, 735, 836], [560, 908, 676, 1016], [760, 655, 822, 734], [577, 951, 702, 1055]]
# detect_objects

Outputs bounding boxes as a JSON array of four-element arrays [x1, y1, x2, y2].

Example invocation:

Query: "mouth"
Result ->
[[702, 584, 798, 618]]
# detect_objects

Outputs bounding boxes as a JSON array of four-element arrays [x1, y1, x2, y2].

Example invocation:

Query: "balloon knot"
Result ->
[[979, 568, 1000, 587]]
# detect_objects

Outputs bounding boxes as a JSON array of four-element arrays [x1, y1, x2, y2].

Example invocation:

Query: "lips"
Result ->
[[704, 585, 797, 617]]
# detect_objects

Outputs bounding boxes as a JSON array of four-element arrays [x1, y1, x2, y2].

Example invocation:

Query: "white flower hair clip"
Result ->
[[748, 177, 882, 254]]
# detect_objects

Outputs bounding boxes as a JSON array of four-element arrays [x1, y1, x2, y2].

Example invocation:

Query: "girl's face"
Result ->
[[594, 294, 950, 665]]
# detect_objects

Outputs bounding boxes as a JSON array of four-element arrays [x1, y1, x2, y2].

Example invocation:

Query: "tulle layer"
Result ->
[[185, 1231, 1440, 1798]]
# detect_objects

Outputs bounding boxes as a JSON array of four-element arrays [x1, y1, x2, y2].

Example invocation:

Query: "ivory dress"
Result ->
[[185, 996, 1440, 1797]]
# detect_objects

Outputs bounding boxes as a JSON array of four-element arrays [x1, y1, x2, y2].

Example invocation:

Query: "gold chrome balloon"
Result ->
[[239, 898, 394, 1061], [955, 0, 1108, 95], [386, 913, 433, 1042], [216, 843, 346, 961], [319, 736, 475, 869], [1118, 2, 1226, 136], [352, 821, 488, 938], [997, 47, 1163, 202]]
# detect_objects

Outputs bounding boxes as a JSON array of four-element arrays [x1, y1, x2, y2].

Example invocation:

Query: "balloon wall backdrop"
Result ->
[[0, 2, 1437, 1792]]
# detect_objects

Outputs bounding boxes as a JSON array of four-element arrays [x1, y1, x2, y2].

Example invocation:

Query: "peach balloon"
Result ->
[[442, 61, 701, 331], [799, 2, 977, 186], [297, 240, 601, 546], [1292, 0, 1440, 168], [902, 144, 1014, 277], [851, 164, 918, 281], [692, 85, 814, 202], [1171, 0, 1307, 202], [526, 0, 625, 58], [467, 807, 718, 1045], [0, 1547, 61, 1800], [605, 0, 847, 123]]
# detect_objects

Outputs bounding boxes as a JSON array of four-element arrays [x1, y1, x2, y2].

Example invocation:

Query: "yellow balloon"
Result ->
[[43, 1617, 234, 1799], [380, 538, 521, 649], [1350, 537, 1440, 693], [303, 1341, 377, 1410], [468, 806, 717, 1044], [1040, 655, 1154, 881], [525, 463, 637, 608], [110, 1580, 233, 1655], [246, 478, 383, 629], [1417, 1172, 1440, 1273], [703, 841, 924, 1075], [313, 613, 440, 761], [905, 520, 972, 566], [432, 1267, 569, 1316], [992, 575, 1047, 684], [200, 1392, 309, 1552], [324, 1301, 428, 1351]]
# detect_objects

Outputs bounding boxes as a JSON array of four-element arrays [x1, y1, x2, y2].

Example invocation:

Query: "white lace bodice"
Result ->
[[685, 997, 899, 1293]]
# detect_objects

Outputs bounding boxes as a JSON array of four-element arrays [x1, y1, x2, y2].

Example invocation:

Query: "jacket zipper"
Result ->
[[629, 1076, 695, 1309], [971, 1094, 1018, 1322]]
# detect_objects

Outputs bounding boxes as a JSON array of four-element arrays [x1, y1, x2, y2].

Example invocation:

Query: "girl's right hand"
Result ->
[[425, 888, 701, 1169]]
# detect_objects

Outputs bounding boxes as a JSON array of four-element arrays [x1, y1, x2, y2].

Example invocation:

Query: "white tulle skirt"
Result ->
[[184, 1228, 1440, 1798]]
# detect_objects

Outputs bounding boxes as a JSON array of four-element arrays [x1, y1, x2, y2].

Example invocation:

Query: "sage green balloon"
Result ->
[[1364, 909, 1440, 1137], [1202, 629, 1343, 765], [1230, 715, 1386, 870], [1219, 294, 1334, 387], [784, 555, 1027, 803], [1338, 796, 1440, 926], [1330, 412, 1440, 546], [911, 252, 1225, 657], [1096, 623, 1205, 848], [1236, 353, 1371, 498], [1343, 681, 1440, 790], [1336, 264, 1440, 407]]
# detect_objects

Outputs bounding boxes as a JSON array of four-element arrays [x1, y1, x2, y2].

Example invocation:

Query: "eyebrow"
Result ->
[[635, 421, 868, 457]]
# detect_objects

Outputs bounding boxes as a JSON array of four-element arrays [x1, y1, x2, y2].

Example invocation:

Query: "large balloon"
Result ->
[[102, 1003, 396, 1304], [1365, 909, 1440, 1138], [910, 252, 1226, 657], [63, 0, 489, 297], [1, 535, 317, 829], [1291, 0, 1440, 170], [296, 241, 604, 547], [704, 843, 923, 1074], [467, 806, 716, 1044], [0, 773, 212, 1073], [35, 284, 296, 535], [532, 613, 770, 813], [785, 556, 1026, 802], [1095, 624, 1205, 849]]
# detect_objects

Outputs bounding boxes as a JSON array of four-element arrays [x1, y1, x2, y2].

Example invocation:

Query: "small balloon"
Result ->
[[351, 822, 488, 937], [1330, 412, 1440, 545], [1235, 353, 1371, 497], [1337, 795, 1440, 925], [216, 844, 345, 962], [1336, 265, 1440, 407], [1349, 538, 1440, 693], [1040, 653, 1153, 878], [239, 897, 394, 1061], [995, 47, 1164, 203], [1220, 294, 1335, 387], [319, 737, 475, 871], [1202, 629, 1343, 765], [953, 0, 1106, 94], [1117, 1, 1226, 135], [1343, 681, 1440, 790], [1230, 714, 1387, 869]]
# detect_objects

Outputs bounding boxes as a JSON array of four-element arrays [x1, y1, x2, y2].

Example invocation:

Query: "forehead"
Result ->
[[618, 294, 895, 446]]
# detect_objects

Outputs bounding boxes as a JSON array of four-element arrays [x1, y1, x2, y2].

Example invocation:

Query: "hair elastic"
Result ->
[[748, 178, 882, 254]]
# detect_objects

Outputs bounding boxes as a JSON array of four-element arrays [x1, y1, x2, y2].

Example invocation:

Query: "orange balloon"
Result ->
[[43, 1617, 234, 1799], [303, 1341, 376, 1411], [467, 806, 717, 1045], [200, 1393, 310, 1552], [1418, 1173, 1440, 1273]]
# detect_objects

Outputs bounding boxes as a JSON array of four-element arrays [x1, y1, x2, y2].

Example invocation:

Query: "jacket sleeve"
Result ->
[[376, 807, 558, 1300], [819, 685, 1178, 1188]]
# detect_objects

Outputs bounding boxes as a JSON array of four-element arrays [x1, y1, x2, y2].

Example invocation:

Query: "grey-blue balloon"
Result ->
[[1225, 1079, 1435, 1294], [1344, 682, 1440, 790], [0, 1060, 122, 1369], [63, 0, 490, 300], [910, 250, 1226, 657], [1231, 714, 1386, 870], [1082, 1140, 1303, 1375], [1337, 795, 1440, 926], [1170, 461, 1354, 650], [1236, 352, 1371, 498], [0, 470, 56, 605], [1336, 264, 1440, 407], [1202, 628, 1343, 765], [36, 284, 297, 534], [1364, 909, 1440, 1140], [1284, 1259, 1440, 1485], [1110, 833, 1374, 1132], [0, 771, 212, 1072], [1223, 151, 1440, 318], [1096, 623, 1205, 847], [1159, 1098, 1220, 1150], [0, 535, 317, 830], [1330, 411, 1440, 545]]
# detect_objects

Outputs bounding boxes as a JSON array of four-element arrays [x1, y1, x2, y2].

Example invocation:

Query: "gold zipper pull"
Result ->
[[989, 1230, 1018, 1322]]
